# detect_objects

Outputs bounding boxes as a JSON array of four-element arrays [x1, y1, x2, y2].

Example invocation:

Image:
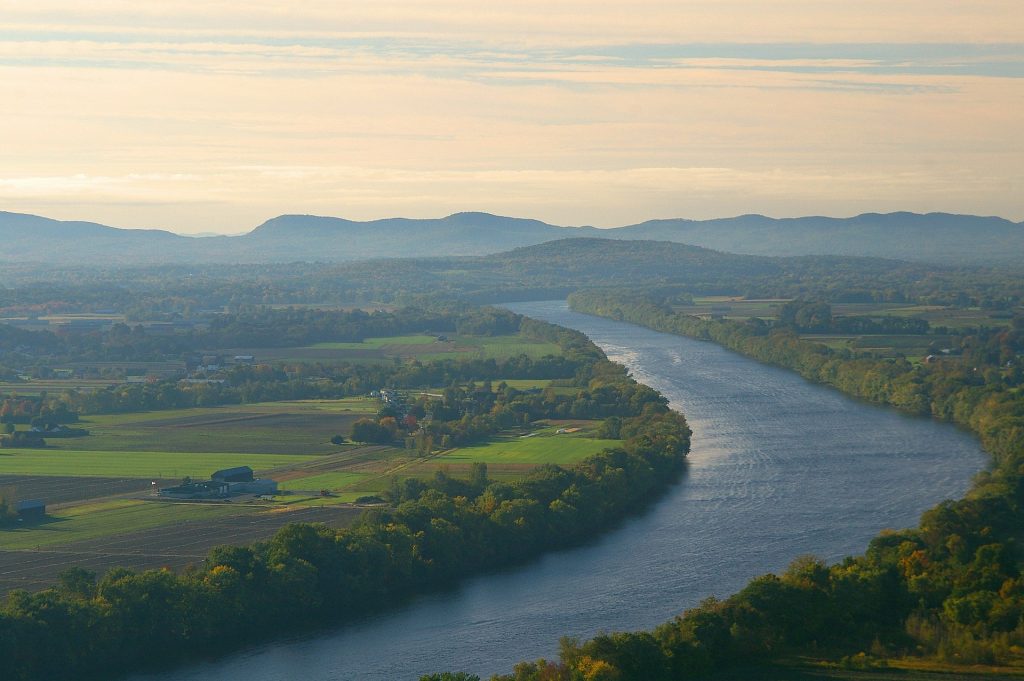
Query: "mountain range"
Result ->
[[1, 209, 1021, 266]]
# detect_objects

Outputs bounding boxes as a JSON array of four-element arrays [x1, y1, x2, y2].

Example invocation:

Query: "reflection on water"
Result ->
[[133, 300, 986, 681]]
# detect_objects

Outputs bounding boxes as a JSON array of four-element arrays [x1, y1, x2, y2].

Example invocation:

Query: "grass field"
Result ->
[[61, 398, 376, 456], [278, 471, 370, 492], [311, 335, 438, 349], [0, 379, 118, 396], [220, 333, 563, 365], [681, 298, 1017, 333], [0, 394, 610, 588], [432, 432, 620, 466], [0, 449, 318, 479], [0, 499, 251, 550]]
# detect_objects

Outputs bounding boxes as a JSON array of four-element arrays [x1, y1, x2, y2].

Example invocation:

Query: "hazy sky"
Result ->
[[2, 1, 1022, 234]]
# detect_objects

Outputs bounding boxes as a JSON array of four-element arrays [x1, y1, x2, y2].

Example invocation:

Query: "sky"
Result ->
[[1, 1, 1022, 234]]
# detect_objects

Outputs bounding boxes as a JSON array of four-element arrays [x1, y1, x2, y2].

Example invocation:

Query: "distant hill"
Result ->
[[1, 209, 1020, 266], [310, 237, 933, 304], [608, 212, 1024, 265]]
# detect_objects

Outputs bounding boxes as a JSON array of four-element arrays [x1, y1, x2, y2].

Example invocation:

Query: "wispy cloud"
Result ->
[[0, 2, 1021, 231]]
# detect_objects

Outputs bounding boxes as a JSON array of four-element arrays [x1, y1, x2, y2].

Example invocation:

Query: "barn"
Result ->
[[211, 466, 254, 484], [16, 499, 46, 521]]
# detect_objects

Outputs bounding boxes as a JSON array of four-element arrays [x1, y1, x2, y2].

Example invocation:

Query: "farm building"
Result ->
[[160, 466, 277, 499], [158, 480, 229, 499], [212, 466, 254, 483], [16, 499, 46, 521]]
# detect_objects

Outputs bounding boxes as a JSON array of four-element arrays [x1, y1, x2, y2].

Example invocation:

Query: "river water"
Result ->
[[133, 300, 987, 681]]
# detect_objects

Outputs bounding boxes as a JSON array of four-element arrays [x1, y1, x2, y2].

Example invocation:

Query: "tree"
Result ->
[[330, 434, 345, 445], [470, 462, 489, 490], [351, 418, 393, 444]]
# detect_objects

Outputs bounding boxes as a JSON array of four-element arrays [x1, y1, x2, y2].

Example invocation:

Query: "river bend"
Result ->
[[132, 300, 987, 681]]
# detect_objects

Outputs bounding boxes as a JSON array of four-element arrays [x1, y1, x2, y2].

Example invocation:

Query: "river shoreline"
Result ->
[[130, 301, 986, 681]]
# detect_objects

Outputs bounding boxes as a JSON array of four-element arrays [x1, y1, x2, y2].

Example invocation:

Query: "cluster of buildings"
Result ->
[[158, 466, 277, 500]]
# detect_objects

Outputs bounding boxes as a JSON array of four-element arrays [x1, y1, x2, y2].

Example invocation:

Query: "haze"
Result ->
[[2, 1, 1023, 234]]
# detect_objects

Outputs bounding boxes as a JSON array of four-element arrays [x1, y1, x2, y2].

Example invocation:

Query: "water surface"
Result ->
[[134, 300, 987, 681]]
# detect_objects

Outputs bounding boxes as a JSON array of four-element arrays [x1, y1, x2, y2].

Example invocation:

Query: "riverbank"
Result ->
[[549, 291, 1023, 673]]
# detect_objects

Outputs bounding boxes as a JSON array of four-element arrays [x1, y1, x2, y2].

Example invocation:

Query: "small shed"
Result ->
[[211, 466, 254, 483], [16, 499, 46, 521]]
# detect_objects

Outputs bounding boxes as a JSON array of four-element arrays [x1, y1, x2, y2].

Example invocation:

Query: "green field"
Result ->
[[432, 432, 620, 466], [447, 335, 563, 360], [680, 298, 1015, 333], [62, 398, 376, 456], [0, 499, 248, 550], [278, 471, 370, 492], [223, 332, 563, 366], [0, 449, 316, 479], [310, 335, 438, 349], [492, 379, 554, 390]]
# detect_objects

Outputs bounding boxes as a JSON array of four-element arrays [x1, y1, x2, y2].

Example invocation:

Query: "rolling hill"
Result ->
[[1, 209, 1020, 266]]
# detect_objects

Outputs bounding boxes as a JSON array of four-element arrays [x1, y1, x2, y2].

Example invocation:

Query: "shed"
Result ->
[[16, 499, 46, 521], [211, 466, 254, 483]]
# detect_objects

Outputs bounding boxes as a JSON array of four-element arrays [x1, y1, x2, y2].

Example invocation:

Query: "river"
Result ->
[[132, 300, 987, 681]]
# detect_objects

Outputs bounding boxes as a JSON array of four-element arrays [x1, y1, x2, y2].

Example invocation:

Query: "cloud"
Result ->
[[0, 3, 1021, 230], [2, 1, 1023, 43]]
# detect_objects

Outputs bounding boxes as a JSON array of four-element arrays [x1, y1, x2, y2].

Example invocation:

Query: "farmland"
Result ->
[[431, 427, 618, 466], [214, 333, 563, 365], [0, 449, 319, 479], [0, 395, 618, 591], [675, 296, 1013, 360], [0, 505, 360, 593], [686, 297, 1016, 330]]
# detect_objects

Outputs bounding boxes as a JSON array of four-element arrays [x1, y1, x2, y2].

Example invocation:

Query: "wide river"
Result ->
[[134, 300, 987, 681]]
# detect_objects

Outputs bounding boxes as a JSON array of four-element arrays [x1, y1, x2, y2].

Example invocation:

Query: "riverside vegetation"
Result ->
[[439, 290, 1024, 680], [0, 305, 691, 680]]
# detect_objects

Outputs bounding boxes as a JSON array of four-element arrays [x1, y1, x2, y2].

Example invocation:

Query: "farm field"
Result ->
[[0, 505, 361, 592], [64, 398, 376, 456], [277, 471, 370, 492], [683, 297, 1016, 331], [0, 397, 613, 592], [215, 333, 564, 365], [0, 498, 250, 550], [0, 474, 175, 506], [0, 379, 119, 396], [0, 449, 318, 479], [430, 423, 618, 466], [799, 334, 953, 359]]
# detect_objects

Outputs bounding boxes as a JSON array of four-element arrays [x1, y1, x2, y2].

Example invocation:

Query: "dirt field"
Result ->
[[0, 475, 176, 507], [0, 504, 363, 592]]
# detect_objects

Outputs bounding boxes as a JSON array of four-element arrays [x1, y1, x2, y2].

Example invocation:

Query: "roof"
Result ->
[[16, 499, 45, 511], [211, 465, 254, 482]]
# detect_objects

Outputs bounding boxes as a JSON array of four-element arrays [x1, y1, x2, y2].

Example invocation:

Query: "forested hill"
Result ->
[[5, 238, 1016, 316], [2, 209, 1021, 266], [287, 238, 981, 305], [609, 211, 1024, 266]]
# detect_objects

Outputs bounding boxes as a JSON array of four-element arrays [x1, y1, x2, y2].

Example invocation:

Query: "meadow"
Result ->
[[0, 449, 316, 479], [0, 386, 613, 588], [219, 333, 563, 365], [680, 297, 1006, 360], [432, 433, 618, 466], [0, 498, 251, 550]]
